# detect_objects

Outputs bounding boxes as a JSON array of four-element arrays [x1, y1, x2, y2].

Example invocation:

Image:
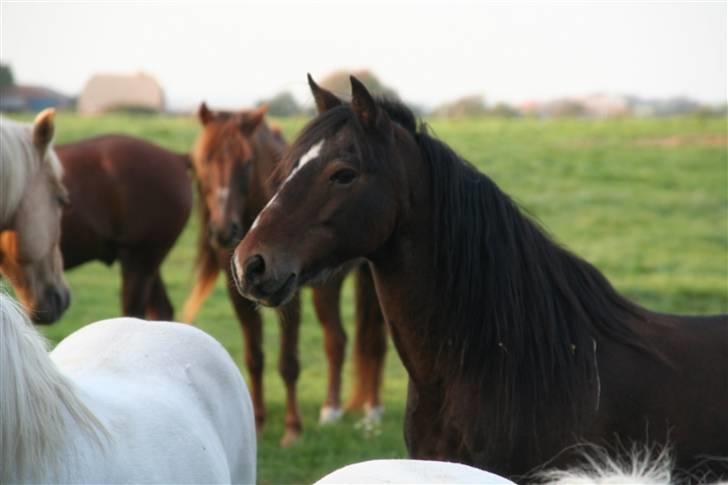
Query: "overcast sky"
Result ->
[[1, 1, 726, 110]]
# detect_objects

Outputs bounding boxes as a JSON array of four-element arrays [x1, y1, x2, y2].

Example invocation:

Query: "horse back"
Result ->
[[595, 311, 728, 477], [56, 135, 192, 268], [50, 318, 256, 483]]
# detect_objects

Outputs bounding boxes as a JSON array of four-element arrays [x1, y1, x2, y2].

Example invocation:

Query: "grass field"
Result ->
[[6, 111, 728, 484]]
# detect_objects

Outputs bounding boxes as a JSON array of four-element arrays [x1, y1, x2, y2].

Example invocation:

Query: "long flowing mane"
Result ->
[[0, 117, 63, 227], [284, 100, 656, 461], [0, 290, 105, 482]]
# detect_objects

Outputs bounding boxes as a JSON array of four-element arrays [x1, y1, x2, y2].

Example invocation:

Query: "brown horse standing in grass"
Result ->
[[232, 76, 728, 481], [182, 103, 387, 446], [56, 135, 192, 320]]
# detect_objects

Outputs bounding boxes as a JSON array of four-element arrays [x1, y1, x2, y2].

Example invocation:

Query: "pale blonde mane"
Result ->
[[0, 290, 105, 483], [0, 116, 63, 228]]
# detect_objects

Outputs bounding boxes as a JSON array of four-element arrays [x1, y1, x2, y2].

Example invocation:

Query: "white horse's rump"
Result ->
[[314, 459, 517, 484], [0, 291, 256, 484]]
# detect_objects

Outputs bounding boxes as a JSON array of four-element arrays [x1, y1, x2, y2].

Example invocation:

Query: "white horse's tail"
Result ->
[[0, 291, 105, 482]]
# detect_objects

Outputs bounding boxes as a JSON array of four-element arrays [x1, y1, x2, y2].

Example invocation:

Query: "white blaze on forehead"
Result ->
[[216, 187, 229, 201], [250, 138, 325, 231], [298, 139, 324, 168]]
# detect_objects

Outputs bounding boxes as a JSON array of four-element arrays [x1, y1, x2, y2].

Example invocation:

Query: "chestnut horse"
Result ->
[[55, 135, 192, 320], [232, 76, 728, 481], [0, 109, 71, 323], [182, 103, 387, 445]]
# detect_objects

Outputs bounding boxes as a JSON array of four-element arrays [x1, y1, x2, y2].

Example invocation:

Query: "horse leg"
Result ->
[[311, 274, 347, 424], [347, 262, 387, 423], [276, 292, 302, 447], [119, 251, 156, 318], [225, 274, 266, 433], [145, 270, 174, 321]]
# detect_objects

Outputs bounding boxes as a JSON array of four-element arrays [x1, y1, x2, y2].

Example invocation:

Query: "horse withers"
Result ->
[[0, 109, 71, 323], [232, 75, 728, 481], [0, 290, 256, 483], [183, 103, 387, 445], [55, 134, 192, 320]]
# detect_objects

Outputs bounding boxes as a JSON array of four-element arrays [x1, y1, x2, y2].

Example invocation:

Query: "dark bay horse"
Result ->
[[182, 103, 387, 446], [232, 76, 728, 481], [56, 135, 192, 319]]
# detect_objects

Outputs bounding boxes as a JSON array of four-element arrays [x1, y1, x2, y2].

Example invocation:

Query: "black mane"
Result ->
[[284, 98, 652, 460]]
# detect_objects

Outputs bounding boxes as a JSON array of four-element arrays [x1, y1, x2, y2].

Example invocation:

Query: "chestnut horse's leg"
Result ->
[[276, 293, 302, 447], [347, 262, 387, 421], [224, 271, 266, 433], [311, 274, 347, 424], [145, 270, 174, 321]]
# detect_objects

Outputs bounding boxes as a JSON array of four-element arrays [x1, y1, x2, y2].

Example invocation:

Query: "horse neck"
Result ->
[[0, 294, 101, 482]]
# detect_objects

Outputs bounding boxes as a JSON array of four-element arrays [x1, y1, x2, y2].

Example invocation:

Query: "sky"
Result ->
[[1, 1, 726, 111]]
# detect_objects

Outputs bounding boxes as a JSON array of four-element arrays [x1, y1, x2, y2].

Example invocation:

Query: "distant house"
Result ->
[[78, 72, 165, 114], [0, 85, 73, 112]]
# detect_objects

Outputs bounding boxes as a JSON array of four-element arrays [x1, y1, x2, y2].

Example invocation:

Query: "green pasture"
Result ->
[[8, 111, 728, 484]]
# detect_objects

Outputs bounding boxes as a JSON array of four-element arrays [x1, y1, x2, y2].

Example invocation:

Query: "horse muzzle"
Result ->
[[33, 285, 71, 324], [231, 253, 298, 307]]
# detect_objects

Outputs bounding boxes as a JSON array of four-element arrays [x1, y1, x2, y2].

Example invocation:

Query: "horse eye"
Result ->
[[329, 169, 358, 185], [56, 194, 70, 208]]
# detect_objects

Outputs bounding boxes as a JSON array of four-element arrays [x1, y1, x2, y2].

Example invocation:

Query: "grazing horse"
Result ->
[[0, 110, 71, 323], [0, 290, 256, 483], [232, 75, 728, 482], [182, 103, 387, 445], [55, 134, 193, 320]]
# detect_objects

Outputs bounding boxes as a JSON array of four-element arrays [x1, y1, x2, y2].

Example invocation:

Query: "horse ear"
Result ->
[[32, 108, 55, 155], [350, 76, 386, 131], [239, 105, 267, 134], [308, 73, 341, 113], [198, 102, 213, 125]]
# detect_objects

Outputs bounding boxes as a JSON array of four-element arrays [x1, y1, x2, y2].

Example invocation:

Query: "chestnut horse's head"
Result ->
[[0, 109, 71, 323], [193, 103, 268, 249], [232, 75, 419, 306]]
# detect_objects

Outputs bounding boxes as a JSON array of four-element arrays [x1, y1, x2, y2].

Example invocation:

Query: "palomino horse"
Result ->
[[232, 76, 728, 481], [0, 110, 71, 323], [56, 134, 192, 319], [182, 103, 386, 445], [0, 290, 255, 483]]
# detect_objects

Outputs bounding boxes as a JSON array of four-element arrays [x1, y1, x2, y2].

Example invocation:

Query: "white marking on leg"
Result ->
[[364, 403, 384, 424], [319, 405, 343, 425]]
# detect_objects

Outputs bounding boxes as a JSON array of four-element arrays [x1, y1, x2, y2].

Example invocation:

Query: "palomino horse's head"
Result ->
[[0, 109, 71, 323], [233, 75, 415, 306], [193, 103, 268, 249]]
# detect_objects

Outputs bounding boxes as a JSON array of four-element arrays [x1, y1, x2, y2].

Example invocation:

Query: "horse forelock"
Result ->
[[0, 118, 64, 227], [0, 290, 106, 482]]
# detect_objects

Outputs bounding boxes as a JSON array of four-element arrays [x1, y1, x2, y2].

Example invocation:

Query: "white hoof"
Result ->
[[364, 404, 384, 424], [319, 405, 343, 425]]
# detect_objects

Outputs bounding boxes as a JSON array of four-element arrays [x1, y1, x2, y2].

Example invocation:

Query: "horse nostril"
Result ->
[[244, 254, 265, 283], [230, 222, 241, 237]]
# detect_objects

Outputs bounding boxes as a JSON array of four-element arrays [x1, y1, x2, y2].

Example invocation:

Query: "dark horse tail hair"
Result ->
[[181, 173, 220, 323]]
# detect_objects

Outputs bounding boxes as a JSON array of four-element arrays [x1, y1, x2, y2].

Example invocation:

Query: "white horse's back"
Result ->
[[1, 291, 255, 484], [51, 317, 256, 484]]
